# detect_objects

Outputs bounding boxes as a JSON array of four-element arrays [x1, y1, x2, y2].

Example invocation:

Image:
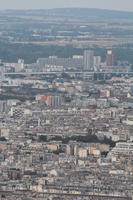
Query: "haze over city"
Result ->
[[0, 0, 133, 199], [0, 0, 133, 11]]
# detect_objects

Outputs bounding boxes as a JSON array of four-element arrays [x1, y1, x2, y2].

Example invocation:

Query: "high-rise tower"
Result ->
[[106, 50, 114, 66], [83, 50, 94, 71]]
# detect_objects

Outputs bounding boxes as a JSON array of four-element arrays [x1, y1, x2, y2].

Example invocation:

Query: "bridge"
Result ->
[[4, 71, 133, 76]]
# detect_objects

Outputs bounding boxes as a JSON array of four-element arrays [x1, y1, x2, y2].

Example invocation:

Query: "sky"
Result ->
[[0, 0, 133, 11]]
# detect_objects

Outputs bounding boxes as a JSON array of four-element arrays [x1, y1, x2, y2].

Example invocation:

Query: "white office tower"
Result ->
[[17, 59, 24, 71], [93, 56, 101, 68], [83, 50, 94, 71], [0, 68, 5, 83]]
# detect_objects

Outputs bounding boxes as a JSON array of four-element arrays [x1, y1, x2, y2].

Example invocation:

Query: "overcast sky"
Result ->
[[0, 0, 133, 11]]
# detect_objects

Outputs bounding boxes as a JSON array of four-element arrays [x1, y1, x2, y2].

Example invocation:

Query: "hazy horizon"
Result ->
[[0, 0, 133, 12]]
